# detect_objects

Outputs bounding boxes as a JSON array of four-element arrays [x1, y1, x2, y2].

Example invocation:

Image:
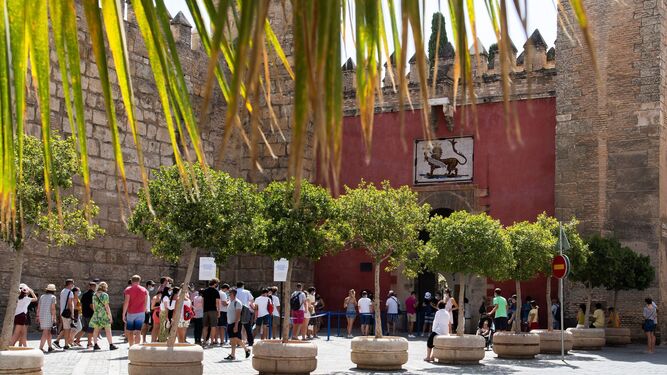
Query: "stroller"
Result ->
[[477, 314, 494, 350]]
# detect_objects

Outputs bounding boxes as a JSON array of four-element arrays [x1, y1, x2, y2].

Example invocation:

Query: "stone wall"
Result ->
[[555, 0, 666, 338]]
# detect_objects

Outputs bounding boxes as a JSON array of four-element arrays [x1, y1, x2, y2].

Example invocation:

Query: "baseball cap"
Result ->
[[425, 292, 432, 299]]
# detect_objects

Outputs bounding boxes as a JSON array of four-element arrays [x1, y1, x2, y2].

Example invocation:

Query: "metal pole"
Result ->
[[280, 281, 284, 340], [559, 223, 565, 361]]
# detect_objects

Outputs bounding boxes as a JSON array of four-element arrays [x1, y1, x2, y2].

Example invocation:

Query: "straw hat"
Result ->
[[45, 284, 57, 292]]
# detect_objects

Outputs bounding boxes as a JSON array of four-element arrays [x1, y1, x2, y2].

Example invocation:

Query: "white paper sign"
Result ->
[[273, 258, 289, 282], [199, 257, 217, 281]]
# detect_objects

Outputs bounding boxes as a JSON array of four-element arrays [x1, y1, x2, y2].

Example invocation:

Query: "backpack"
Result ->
[[183, 304, 195, 321], [240, 304, 253, 324], [290, 292, 303, 311]]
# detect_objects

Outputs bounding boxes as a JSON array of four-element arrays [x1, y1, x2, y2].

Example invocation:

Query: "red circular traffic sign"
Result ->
[[552, 254, 570, 279]]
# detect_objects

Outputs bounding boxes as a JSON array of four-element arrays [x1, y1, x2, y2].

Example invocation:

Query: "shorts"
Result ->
[[407, 313, 416, 323], [126, 312, 145, 331], [360, 314, 372, 325], [217, 313, 228, 327], [203, 311, 218, 328], [227, 323, 242, 339], [61, 317, 72, 329], [644, 320, 656, 332], [178, 320, 190, 329], [494, 317, 508, 331], [14, 313, 28, 326], [424, 314, 434, 325], [387, 313, 399, 324], [80, 316, 93, 333], [256, 315, 269, 326], [427, 332, 438, 348], [291, 310, 304, 325], [346, 311, 356, 319]]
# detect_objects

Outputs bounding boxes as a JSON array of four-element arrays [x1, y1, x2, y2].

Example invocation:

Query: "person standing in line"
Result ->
[[269, 286, 281, 339], [141, 280, 155, 344], [425, 300, 450, 362], [174, 287, 192, 343], [53, 279, 75, 350], [235, 281, 255, 346], [421, 292, 435, 336], [444, 289, 458, 333], [150, 290, 163, 342], [343, 289, 357, 338], [200, 278, 221, 347], [488, 288, 508, 332], [11, 284, 38, 347], [305, 287, 316, 339], [551, 298, 561, 330], [385, 290, 399, 336], [607, 307, 620, 328], [90, 282, 117, 351], [76, 281, 96, 348], [37, 284, 58, 353], [357, 291, 373, 336], [192, 289, 204, 345], [643, 298, 657, 354], [313, 293, 326, 338], [290, 283, 307, 340], [254, 288, 272, 340], [225, 289, 250, 361], [217, 283, 230, 345], [158, 287, 173, 342], [528, 301, 539, 330], [405, 291, 417, 338], [123, 275, 149, 347], [463, 298, 472, 334], [591, 303, 605, 328]]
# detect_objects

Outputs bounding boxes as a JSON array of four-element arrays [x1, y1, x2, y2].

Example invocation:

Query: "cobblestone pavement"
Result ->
[[25, 332, 667, 374]]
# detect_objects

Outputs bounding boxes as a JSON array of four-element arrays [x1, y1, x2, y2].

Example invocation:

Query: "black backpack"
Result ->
[[290, 292, 303, 311]]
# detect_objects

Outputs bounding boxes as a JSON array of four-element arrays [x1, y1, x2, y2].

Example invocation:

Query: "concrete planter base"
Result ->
[[433, 335, 485, 364], [567, 328, 605, 350], [0, 347, 44, 375], [605, 328, 631, 346], [531, 329, 574, 354], [492, 332, 540, 359], [252, 340, 317, 375], [128, 343, 204, 375], [350, 336, 408, 370]]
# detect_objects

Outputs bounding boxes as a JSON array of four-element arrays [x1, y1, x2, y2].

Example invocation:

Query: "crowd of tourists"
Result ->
[[9, 279, 659, 357]]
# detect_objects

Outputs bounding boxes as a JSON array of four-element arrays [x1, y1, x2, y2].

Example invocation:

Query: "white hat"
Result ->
[[424, 292, 432, 299], [45, 284, 57, 292], [19, 283, 28, 291]]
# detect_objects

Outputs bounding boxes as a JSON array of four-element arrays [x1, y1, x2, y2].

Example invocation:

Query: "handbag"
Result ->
[[61, 308, 72, 319], [51, 323, 58, 335]]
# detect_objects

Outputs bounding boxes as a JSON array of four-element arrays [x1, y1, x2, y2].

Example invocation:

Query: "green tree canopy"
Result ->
[[428, 12, 449, 67], [570, 235, 620, 289], [128, 163, 265, 263], [535, 214, 589, 276], [506, 221, 557, 281]]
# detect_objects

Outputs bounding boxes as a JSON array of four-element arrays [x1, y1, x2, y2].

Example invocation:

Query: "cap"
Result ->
[[45, 284, 57, 292], [93, 278, 101, 283], [89, 280, 97, 286], [146, 280, 156, 286], [425, 292, 432, 299]]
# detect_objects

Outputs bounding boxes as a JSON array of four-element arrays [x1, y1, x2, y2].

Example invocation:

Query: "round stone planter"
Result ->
[[128, 343, 204, 375], [0, 347, 44, 375], [350, 336, 408, 371], [605, 327, 631, 346], [567, 328, 605, 350], [492, 332, 540, 359], [531, 329, 574, 354], [433, 335, 485, 364], [252, 340, 317, 375]]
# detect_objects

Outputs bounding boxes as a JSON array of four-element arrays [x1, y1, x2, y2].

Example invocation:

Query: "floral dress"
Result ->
[[90, 292, 111, 329]]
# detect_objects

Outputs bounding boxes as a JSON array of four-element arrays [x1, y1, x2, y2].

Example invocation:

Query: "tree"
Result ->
[[602, 241, 655, 311], [505, 221, 557, 333], [428, 12, 449, 68], [338, 181, 430, 338], [536, 214, 588, 331], [0, 134, 103, 350], [424, 211, 512, 336], [569, 235, 620, 328], [128, 163, 265, 346], [261, 179, 346, 343]]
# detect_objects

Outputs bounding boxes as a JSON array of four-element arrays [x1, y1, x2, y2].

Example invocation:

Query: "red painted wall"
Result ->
[[315, 98, 556, 325]]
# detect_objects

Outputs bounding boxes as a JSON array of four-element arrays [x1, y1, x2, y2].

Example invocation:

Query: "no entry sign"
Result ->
[[552, 254, 570, 279]]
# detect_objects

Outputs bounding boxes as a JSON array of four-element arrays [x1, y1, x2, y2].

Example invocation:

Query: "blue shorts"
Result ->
[[360, 314, 372, 325], [387, 313, 399, 324], [126, 312, 145, 331], [256, 315, 269, 326], [644, 320, 656, 332], [346, 311, 356, 319]]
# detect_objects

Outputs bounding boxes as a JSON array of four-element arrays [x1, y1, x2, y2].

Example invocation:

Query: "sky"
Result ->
[[164, 0, 557, 64]]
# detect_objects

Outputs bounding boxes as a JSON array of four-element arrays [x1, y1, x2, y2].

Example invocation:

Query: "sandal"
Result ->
[[224, 355, 235, 361]]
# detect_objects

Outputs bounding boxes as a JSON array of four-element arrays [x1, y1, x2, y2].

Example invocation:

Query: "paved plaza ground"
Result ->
[[24, 332, 666, 375]]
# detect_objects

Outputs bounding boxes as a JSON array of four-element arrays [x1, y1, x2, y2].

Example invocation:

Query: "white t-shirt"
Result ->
[[358, 297, 372, 314], [15, 297, 32, 316], [271, 295, 280, 317], [255, 295, 271, 317], [145, 290, 151, 312], [236, 288, 254, 310], [219, 291, 229, 312], [432, 309, 451, 335], [161, 296, 171, 312], [60, 288, 72, 314], [386, 297, 399, 314]]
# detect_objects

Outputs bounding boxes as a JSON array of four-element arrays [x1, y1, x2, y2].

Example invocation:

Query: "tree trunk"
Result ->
[[546, 276, 553, 332], [456, 273, 465, 336], [167, 248, 198, 347], [281, 262, 293, 343], [514, 280, 522, 333], [373, 261, 382, 338], [0, 246, 24, 350], [584, 284, 592, 328]]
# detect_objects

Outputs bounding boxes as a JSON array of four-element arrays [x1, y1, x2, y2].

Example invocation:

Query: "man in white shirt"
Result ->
[[357, 291, 373, 336], [253, 288, 272, 340], [385, 290, 400, 336], [426, 300, 450, 362], [217, 283, 230, 345], [236, 281, 255, 346], [54, 279, 75, 350]]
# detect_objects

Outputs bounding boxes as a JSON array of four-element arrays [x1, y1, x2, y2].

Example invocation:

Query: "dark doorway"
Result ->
[[416, 208, 454, 298]]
